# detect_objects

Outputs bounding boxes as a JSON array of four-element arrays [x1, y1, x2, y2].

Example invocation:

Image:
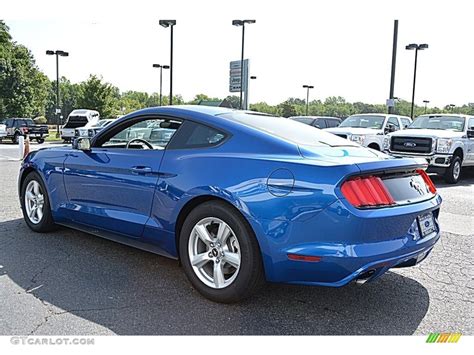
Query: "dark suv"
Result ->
[[0, 118, 49, 144], [289, 116, 342, 129]]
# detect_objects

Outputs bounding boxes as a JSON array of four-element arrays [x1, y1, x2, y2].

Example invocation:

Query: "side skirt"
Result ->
[[56, 220, 178, 260]]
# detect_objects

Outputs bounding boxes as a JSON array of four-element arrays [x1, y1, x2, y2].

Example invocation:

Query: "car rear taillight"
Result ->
[[341, 176, 395, 208], [416, 169, 437, 194], [21, 127, 28, 134]]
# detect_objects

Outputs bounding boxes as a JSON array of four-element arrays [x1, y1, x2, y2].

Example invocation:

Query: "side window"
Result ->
[[167, 121, 227, 149], [400, 118, 412, 129], [5, 119, 12, 127], [100, 118, 181, 149], [387, 117, 400, 131], [325, 119, 340, 128], [314, 119, 326, 128]]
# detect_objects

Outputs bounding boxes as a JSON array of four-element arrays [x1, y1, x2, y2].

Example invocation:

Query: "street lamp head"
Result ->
[[243, 19, 256, 24], [418, 43, 429, 50], [152, 64, 161, 68], [423, 100, 430, 104], [303, 85, 314, 89], [405, 43, 418, 50], [162, 65, 170, 69], [46, 50, 55, 55], [232, 20, 244, 26], [250, 76, 257, 80], [159, 19, 176, 28], [57, 50, 69, 57]]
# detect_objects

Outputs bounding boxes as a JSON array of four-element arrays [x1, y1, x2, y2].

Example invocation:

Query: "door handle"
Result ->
[[131, 166, 153, 174]]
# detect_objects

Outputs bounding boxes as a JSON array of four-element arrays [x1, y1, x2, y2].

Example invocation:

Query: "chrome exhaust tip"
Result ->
[[355, 269, 376, 285]]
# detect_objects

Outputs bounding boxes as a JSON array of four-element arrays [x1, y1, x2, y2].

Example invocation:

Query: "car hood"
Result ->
[[325, 127, 383, 135], [389, 128, 463, 139]]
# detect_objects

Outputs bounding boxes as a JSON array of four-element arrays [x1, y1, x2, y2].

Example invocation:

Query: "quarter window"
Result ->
[[167, 121, 226, 149]]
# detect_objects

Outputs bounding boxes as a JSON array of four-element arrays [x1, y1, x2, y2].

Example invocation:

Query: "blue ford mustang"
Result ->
[[19, 106, 441, 302]]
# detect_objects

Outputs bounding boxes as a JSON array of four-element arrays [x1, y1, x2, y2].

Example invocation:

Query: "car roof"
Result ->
[[417, 113, 474, 118]]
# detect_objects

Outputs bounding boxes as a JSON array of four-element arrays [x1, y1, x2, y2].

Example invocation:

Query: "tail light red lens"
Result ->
[[341, 176, 395, 208], [416, 169, 437, 194], [21, 127, 28, 133]]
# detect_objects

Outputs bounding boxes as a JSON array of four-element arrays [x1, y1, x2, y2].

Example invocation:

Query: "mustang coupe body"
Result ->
[[19, 106, 442, 302]]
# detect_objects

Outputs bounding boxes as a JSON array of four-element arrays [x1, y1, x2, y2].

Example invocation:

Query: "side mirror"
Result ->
[[467, 129, 474, 138], [73, 137, 91, 151]]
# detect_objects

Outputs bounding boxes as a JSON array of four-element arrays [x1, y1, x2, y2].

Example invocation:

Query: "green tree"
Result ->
[[277, 100, 298, 117], [224, 95, 240, 109], [77, 75, 120, 117], [0, 20, 50, 118]]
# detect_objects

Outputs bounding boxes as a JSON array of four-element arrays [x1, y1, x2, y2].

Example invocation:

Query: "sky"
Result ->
[[2, 0, 473, 108]]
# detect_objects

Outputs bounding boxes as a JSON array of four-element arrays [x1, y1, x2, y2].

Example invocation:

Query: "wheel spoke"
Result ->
[[26, 191, 34, 201], [223, 252, 240, 268], [216, 222, 231, 244], [36, 207, 43, 221], [194, 224, 214, 245], [29, 206, 37, 218], [191, 252, 212, 268], [33, 181, 40, 195], [213, 262, 225, 288]]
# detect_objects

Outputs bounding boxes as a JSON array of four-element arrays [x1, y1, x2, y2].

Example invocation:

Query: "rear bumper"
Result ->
[[250, 194, 442, 286]]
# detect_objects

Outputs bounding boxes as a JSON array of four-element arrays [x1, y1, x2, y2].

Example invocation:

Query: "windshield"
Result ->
[[409, 115, 465, 132], [219, 112, 357, 147], [339, 115, 385, 129]]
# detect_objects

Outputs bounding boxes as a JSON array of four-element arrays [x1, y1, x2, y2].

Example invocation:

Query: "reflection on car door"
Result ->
[[63, 148, 164, 238]]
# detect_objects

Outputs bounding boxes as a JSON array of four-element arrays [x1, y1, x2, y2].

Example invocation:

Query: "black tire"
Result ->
[[20, 171, 56, 232], [179, 201, 265, 303], [444, 156, 462, 184], [37, 138, 45, 144], [13, 132, 20, 144]]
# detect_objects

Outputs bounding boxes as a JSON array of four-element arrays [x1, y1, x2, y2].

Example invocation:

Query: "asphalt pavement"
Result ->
[[0, 142, 472, 335]]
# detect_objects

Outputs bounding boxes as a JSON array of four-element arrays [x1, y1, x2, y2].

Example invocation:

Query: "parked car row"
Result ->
[[383, 114, 474, 184], [292, 112, 474, 184]]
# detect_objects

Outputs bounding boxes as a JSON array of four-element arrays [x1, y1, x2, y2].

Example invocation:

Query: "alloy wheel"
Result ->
[[188, 217, 241, 289], [24, 180, 45, 224]]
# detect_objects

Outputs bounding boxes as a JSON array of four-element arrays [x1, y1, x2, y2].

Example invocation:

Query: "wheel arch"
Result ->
[[18, 165, 51, 203], [453, 147, 464, 161], [174, 194, 266, 264]]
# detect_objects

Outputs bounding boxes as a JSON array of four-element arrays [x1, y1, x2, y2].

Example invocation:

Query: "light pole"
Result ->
[[232, 19, 256, 109], [303, 85, 314, 116], [159, 20, 176, 105], [406, 43, 428, 119], [152, 64, 170, 106], [423, 100, 430, 114], [46, 50, 69, 136]]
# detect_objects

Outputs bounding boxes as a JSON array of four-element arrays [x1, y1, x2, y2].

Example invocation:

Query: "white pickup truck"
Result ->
[[325, 113, 412, 151], [61, 109, 100, 142], [384, 114, 474, 184]]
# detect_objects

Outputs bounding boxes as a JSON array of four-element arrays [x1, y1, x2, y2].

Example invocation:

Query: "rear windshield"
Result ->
[[409, 115, 465, 132], [64, 116, 89, 128], [219, 112, 357, 147], [339, 115, 385, 129]]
